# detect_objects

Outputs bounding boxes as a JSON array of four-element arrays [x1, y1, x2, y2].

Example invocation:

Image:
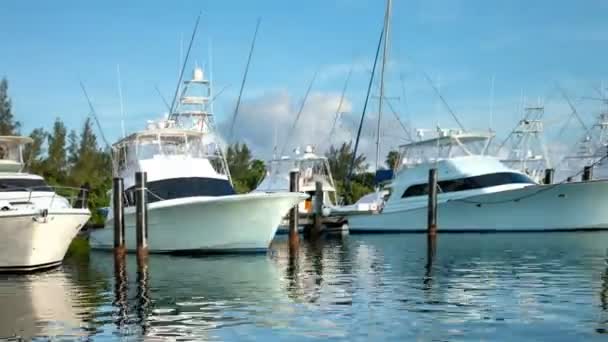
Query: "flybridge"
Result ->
[[397, 128, 495, 168]]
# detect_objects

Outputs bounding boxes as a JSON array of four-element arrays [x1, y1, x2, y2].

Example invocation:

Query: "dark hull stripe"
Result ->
[[0, 260, 62, 273], [90, 246, 267, 255]]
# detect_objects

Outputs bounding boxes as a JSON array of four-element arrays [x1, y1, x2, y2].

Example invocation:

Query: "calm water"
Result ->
[[2, 233, 608, 341]]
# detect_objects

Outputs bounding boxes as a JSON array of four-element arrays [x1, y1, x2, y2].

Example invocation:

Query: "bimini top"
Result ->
[[398, 128, 495, 167], [112, 128, 205, 148], [399, 130, 494, 149]]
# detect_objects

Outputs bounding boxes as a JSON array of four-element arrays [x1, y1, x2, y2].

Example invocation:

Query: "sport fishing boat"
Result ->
[[90, 67, 306, 253], [0, 136, 90, 271], [348, 128, 608, 232], [255, 145, 337, 215]]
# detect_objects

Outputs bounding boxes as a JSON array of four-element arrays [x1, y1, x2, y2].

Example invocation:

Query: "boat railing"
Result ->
[[0, 185, 90, 209]]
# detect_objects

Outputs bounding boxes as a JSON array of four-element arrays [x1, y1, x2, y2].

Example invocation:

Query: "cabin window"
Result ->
[[0, 178, 52, 192], [401, 172, 534, 198], [124, 177, 235, 206]]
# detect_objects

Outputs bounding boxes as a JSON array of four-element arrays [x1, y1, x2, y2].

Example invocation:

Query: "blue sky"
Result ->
[[2, 0, 608, 159]]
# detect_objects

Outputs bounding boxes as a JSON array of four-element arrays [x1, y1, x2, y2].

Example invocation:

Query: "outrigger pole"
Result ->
[[229, 18, 261, 142], [169, 12, 202, 115], [346, 19, 385, 197]]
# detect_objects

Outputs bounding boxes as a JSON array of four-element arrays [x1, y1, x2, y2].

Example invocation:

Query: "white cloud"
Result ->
[[218, 90, 413, 169]]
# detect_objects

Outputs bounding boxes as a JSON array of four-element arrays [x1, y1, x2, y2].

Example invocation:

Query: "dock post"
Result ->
[[135, 172, 148, 259], [289, 170, 300, 249], [113, 177, 126, 255], [543, 168, 554, 185], [583, 166, 593, 181], [312, 180, 323, 237], [427, 168, 438, 236]]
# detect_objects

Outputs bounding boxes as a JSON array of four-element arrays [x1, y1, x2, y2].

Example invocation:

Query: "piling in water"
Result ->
[[135, 172, 148, 257], [583, 166, 593, 181], [289, 170, 300, 248], [543, 168, 554, 185], [312, 180, 323, 236], [113, 177, 125, 255], [427, 168, 438, 236]]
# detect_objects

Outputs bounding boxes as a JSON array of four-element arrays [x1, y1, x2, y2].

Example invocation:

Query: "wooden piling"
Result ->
[[583, 165, 593, 181], [289, 170, 300, 248], [427, 168, 438, 236], [543, 168, 554, 185], [312, 180, 323, 236], [135, 172, 148, 258], [113, 177, 126, 255]]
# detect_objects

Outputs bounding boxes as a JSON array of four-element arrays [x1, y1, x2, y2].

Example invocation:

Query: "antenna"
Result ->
[[79, 81, 111, 150], [169, 13, 202, 115], [229, 17, 261, 142], [327, 63, 354, 144], [422, 71, 465, 131], [489, 75, 495, 132], [279, 68, 319, 157], [116, 64, 126, 138]]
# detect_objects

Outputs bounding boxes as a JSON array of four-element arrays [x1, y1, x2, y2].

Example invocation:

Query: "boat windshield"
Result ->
[[113, 131, 223, 171]]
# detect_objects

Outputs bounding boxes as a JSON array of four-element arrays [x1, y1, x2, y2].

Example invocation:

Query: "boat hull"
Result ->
[[91, 192, 307, 253], [0, 209, 90, 271], [348, 180, 608, 232]]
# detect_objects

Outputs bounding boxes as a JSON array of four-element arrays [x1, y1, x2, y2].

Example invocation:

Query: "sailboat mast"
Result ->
[[375, 0, 392, 172]]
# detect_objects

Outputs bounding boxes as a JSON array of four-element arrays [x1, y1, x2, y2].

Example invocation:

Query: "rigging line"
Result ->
[[399, 72, 411, 128], [169, 12, 202, 115], [79, 81, 111, 151], [229, 17, 261, 142], [116, 64, 126, 138], [327, 63, 355, 144], [421, 71, 466, 131], [347, 24, 385, 183], [556, 83, 588, 132], [279, 67, 319, 157], [383, 96, 413, 142], [154, 85, 171, 112]]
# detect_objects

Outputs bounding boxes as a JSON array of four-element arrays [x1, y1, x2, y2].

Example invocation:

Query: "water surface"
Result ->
[[1, 232, 608, 340]]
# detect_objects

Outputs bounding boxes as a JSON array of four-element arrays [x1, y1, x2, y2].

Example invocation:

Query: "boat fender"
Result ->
[[322, 206, 331, 217]]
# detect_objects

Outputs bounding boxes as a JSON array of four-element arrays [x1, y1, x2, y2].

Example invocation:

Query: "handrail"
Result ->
[[0, 185, 90, 209]]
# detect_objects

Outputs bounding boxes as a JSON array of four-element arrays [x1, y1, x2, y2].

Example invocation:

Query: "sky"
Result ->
[[2, 0, 608, 165]]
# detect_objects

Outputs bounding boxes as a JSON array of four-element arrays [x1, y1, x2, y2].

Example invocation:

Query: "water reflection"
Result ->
[[1, 232, 608, 340]]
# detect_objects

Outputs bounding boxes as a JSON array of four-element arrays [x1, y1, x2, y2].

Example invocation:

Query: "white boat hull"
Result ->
[[348, 181, 608, 232], [91, 192, 307, 253], [0, 209, 90, 271]]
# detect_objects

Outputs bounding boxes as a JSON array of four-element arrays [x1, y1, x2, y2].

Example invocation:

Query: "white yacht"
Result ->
[[348, 128, 608, 232], [90, 67, 307, 253], [0, 136, 90, 271], [256, 145, 337, 215]]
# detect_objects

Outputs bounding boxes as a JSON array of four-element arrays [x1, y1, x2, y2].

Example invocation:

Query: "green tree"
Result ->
[[0, 78, 21, 135], [23, 128, 46, 174], [68, 117, 111, 224], [385, 150, 400, 170], [67, 129, 79, 167], [325, 142, 367, 183], [44, 118, 68, 183], [225, 143, 266, 193]]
